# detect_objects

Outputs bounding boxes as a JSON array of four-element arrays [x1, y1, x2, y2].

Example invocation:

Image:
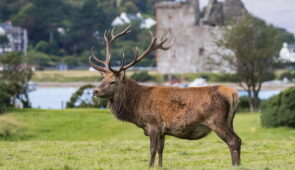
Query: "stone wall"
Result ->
[[155, 0, 247, 74]]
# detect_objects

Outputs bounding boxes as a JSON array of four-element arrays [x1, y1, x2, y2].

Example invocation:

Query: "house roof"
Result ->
[[0, 22, 24, 34]]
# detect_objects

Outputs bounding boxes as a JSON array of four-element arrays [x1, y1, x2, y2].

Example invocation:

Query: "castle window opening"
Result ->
[[199, 47, 205, 56]]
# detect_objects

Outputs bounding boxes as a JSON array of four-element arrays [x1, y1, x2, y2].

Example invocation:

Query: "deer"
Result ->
[[90, 25, 241, 167]]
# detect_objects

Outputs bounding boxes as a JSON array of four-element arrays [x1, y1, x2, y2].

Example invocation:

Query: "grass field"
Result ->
[[0, 109, 295, 169], [32, 70, 102, 82], [31, 70, 291, 83]]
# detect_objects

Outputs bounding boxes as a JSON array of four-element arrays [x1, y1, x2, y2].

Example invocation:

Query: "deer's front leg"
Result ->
[[149, 128, 159, 167]]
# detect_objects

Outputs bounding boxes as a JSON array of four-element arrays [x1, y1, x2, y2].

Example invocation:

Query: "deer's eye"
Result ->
[[109, 82, 116, 86]]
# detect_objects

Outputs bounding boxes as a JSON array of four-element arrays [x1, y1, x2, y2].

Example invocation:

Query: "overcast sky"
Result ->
[[200, 0, 295, 35]]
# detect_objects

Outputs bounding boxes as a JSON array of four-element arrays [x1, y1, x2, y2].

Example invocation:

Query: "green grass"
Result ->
[[32, 70, 102, 82], [0, 109, 295, 169]]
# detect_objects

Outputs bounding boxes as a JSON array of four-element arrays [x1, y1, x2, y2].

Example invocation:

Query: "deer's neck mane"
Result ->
[[108, 79, 142, 123]]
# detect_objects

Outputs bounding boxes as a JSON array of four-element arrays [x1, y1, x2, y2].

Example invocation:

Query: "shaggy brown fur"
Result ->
[[94, 74, 241, 167]]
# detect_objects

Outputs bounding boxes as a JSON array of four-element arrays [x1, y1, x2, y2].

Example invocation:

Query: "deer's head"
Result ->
[[90, 26, 172, 99]]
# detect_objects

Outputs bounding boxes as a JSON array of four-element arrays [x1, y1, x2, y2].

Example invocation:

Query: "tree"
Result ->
[[0, 0, 29, 21], [217, 15, 282, 111], [0, 52, 33, 108], [0, 34, 9, 53], [63, 0, 118, 55], [121, 1, 139, 13], [0, 82, 11, 113], [12, 0, 69, 44], [277, 27, 295, 44]]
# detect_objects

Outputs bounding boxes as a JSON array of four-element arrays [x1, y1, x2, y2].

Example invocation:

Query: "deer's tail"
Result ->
[[228, 91, 239, 130]]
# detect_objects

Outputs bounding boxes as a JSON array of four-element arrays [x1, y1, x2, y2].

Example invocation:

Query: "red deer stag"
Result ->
[[90, 26, 241, 167]]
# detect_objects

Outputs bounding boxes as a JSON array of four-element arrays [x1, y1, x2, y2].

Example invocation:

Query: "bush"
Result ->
[[66, 84, 108, 108], [0, 83, 11, 113], [236, 96, 263, 112], [279, 71, 295, 81], [237, 96, 250, 112], [174, 73, 239, 82], [214, 74, 239, 82], [0, 52, 33, 109], [130, 71, 154, 82], [35, 41, 64, 56], [261, 86, 295, 128]]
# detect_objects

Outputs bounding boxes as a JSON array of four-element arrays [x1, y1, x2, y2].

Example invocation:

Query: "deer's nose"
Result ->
[[93, 89, 99, 95]]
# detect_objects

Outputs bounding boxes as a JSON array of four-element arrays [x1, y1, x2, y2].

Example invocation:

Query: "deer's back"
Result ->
[[139, 85, 237, 139]]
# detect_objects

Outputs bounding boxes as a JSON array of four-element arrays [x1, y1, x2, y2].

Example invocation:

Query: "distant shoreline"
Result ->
[[34, 82, 294, 91]]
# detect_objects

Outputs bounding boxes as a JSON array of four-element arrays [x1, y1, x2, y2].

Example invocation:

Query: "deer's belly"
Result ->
[[166, 123, 211, 140]]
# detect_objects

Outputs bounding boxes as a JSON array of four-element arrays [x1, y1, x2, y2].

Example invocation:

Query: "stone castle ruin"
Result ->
[[155, 0, 247, 73]]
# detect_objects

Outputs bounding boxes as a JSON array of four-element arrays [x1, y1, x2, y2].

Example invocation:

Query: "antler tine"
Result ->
[[90, 47, 105, 65], [155, 32, 173, 50], [111, 27, 116, 39], [135, 46, 139, 57], [165, 38, 174, 49], [111, 25, 132, 41], [89, 52, 107, 73], [105, 26, 132, 72], [121, 32, 161, 70], [90, 25, 133, 74], [125, 47, 140, 68], [160, 32, 164, 41], [104, 28, 113, 70], [103, 30, 108, 41], [118, 53, 126, 72], [108, 53, 126, 74]]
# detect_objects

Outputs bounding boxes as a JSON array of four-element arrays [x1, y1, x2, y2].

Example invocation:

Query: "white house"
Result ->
[[0, 21, 28, 55], [111, 12, 156, 29], [279, 42, 295, 62]]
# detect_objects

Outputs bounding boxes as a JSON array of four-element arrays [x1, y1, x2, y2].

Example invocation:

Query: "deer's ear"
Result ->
[[118, 70, 125, 80]]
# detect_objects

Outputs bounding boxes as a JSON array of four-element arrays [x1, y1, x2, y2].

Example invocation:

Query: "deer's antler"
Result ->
[[122, 31, 173, 70], [89, 25, 173, 74]]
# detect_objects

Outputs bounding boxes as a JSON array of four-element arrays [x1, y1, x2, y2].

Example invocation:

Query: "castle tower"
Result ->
[[155, 0, 247, 74], [223, 0, 247, 20], [187, 0, 200, 25], [155, 0, 218, 73], [155, 0, 200, 28], [203, 0, 224, 26]]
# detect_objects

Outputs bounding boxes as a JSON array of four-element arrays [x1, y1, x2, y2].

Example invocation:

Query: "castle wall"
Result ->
[[155, 0, 244, 74], [156, 1, 222, 74]]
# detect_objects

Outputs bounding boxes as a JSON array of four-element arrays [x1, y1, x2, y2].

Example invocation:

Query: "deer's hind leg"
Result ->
[[212, 126, 241, 166], [158, 135, 165, 167]]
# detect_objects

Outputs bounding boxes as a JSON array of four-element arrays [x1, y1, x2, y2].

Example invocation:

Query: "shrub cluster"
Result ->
[[128, 72, 241, 83], [130, 71, 154, 82], [237, 96, 251, 112], [261, 86, 295, 128], [66, 84, 107, 108], [279, 71, 295, 81], [0, 83, 12, 114], [173, 73, 239, 82]]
